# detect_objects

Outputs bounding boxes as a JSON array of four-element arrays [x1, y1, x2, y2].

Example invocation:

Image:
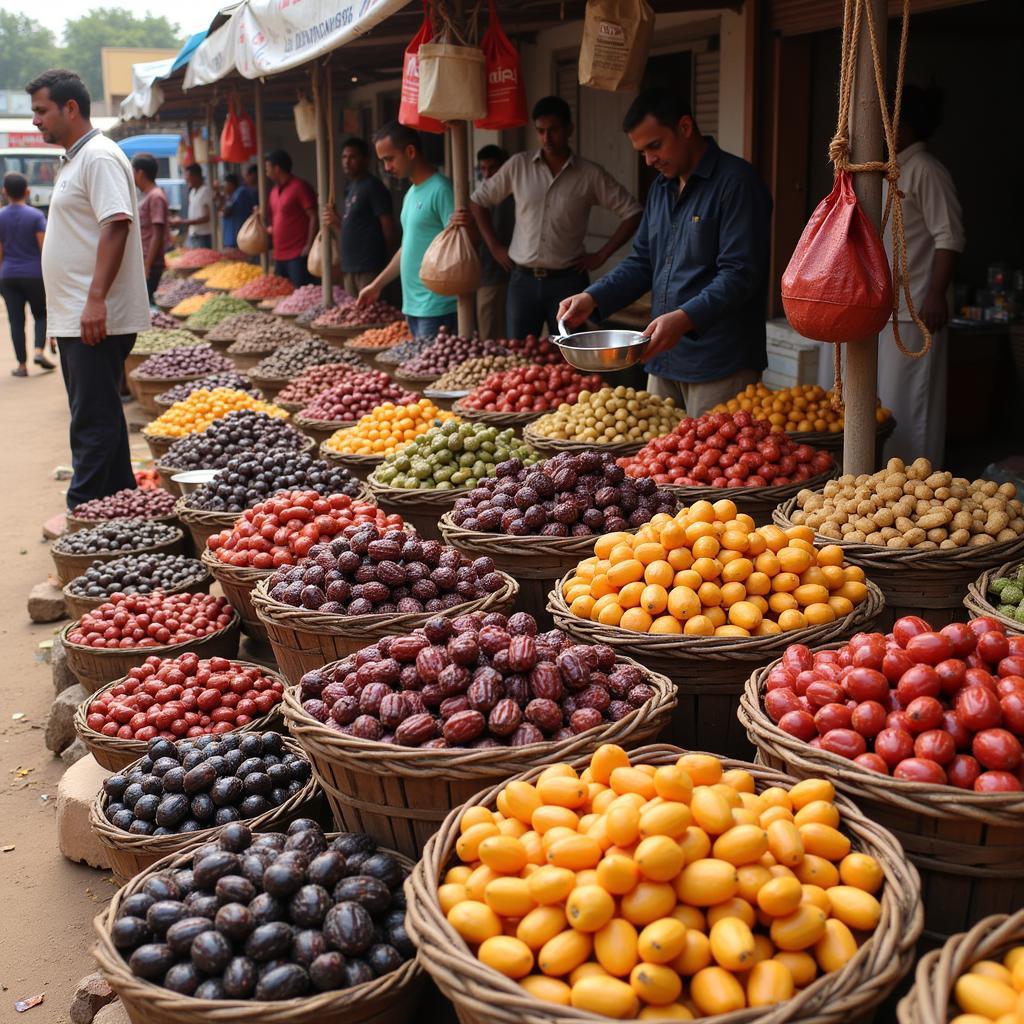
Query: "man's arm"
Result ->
[[469, 163, 516, 271], [303, 204, 318, 256], [575, 167, 644, 272], [379, 213, 399, 253], [358, 247, 401, 306], [576, 211, 642, 272], [914, 161, 964, 334], [470, 201, 512, 271], [921, 249, 956, 333], [81, 217, 131, 345]]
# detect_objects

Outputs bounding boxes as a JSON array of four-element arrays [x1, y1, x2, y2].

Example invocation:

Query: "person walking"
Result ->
[[220, 172, 256, 249], [357, 122, 456, 338], [27, 68, 149, 507], [0, 171, 54, 376], [131, 153, 168, 301], [474, 145, 514, 340], [171, 164, 213, 249], [470, 96, 642, 340], [265, 149, 317, 287], [558, 89, 772, 419]]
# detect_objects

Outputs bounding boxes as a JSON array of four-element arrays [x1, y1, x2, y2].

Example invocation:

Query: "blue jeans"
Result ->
[[406, 312, 458, 340], [507, 267, 589, 339], [275, 257, 313, 288], [1, 277, 46, 363]]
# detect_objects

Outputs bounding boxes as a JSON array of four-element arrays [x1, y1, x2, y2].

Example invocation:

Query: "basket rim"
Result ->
[[61, 562, 210, 608], [64, 511, 181, 533], [405, 742, 923, 1024], [60, 609, 241, 660], [129, 368, 212, 385], [292, 412, 359, 431], [786, 415, 896, 447], [450, 399, 546, 426], [438, 511, 610, 557], [738, 644, 1024, 823], [157, 435, 316, 480], [313, 321, 392, 337], [662, 465, 838, 502], [318, 443, 385, 466], [200, 546, 277, 584], [366, 473, 473, 506], [963, 559, 1024, 633], [53, 523, 184, 558], [174, 496, 240, 529], [392, 368, 441, 384], [521, 422, 647, 457]]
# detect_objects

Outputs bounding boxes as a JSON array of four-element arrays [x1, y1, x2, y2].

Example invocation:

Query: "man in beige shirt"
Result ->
[[469, 96, 642, 339]]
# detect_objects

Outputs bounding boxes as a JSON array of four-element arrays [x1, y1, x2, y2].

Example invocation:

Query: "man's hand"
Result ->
[[168, 214, 182, 226], [357, 282, 381, 307], [322, 205, 340, 228], [920, 288, 950, 335], [556, 292, 596, 331], [641, 309, 690, 359], [449, 208, 472, 229], [80, 296, 107, 346], [574, 251, 606, 273], [489, 244, 515, 273]]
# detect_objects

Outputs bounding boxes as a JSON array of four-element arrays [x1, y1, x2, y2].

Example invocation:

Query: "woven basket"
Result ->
[[451, 399, 545, 429], [281, 658, 675, 857], [790, 417, 897, 472], [62, 564, 211, 621], [142, 430, 179, 462], [51, 527, 186, 586], [405, 743, 923, 1024], [253, 574, 519, 686], [392, 369, 436, 396], [366, 474, 470, 541], [248, 372, 290, 403], [276, 398, 304, 414], [175, 498, 237, 553], [318, 443, 383, 482], [61, 614, 241, 695], [73, 663, 286, 771], [664, 466, 838, 522], [200, 549, 273, 643], [92, 843, 424, 1024], [548, 572, 885, 759], [315, 323, 390, 339], [225, 349, 272, 372], [123, 351, 147, 380], [740, 647, 1024, 940], [774, 495, 1024, 628], [65, 512, 181, 535], [89, 740, 319, 885], [963, 560, 1024, 634], [896, 908, 1024, 1024], [129, 370, 208, 416], [522, 423, 645, 459], [293, 413, 357, 447], [421, 389, 467, 413]]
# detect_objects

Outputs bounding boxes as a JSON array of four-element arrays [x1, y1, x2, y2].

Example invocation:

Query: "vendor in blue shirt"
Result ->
[[558, 89, 772, 419], [220, 172, 257, 249]]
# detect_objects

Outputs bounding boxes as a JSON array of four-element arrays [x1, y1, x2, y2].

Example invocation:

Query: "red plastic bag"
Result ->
[[475, 0, 527, 129], [781, 171, 893, 343], [220, 96, 251, 164], [399, 4, 444, 135], [236, 107, 256, 158]]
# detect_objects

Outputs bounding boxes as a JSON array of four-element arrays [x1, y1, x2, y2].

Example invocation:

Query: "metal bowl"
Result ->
[[553, 330, 650, 372], [171, 469, 220, 495]]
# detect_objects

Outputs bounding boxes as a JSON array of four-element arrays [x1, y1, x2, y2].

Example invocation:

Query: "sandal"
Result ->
[[34, 353, 56, 371], [11, 368, 27, 377]]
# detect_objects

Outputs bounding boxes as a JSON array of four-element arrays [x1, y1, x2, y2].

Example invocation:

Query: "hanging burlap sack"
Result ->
[[417, 12, 486, 123], [579, 0, 655, 92], [237, 209, 269, 255], [421, 224, 480, 296], [293, 93, 317, 142]]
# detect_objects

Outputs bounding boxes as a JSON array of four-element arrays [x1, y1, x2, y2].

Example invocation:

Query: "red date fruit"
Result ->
[[510, 723, 544, 746], [488, 699, 522, 737], [442, 709, 486, 745], [447, 634, 480, 666], [556, 650, 590, 691], [974, 771, 1023, 792], [390, 635, 430, 662], [358, 682, 390, 717], [935, 659, 967, 696], [813, 703, 853, 735], [895, 665, 941, 704], [976, 630, 1010, 665], [394, 713, 438, 746], [439, 696, 470, 720], [819, 728, 866, 760], [467, 676, 502, 713], [892, 616, 931, 648], [626, 683, 655, 708], [946, 753, 981, 789], [570, 708, 603, 733], [874, 727, 915, 768], [806, 681, 843, 709], [905, 631, 954, 666], [893, 757, 947, 784], [850, 700, 887, 738], [904, 696, 943, 734], [778, 710, 816, 741], [377, 693, 408, 730], [525, 699, 563, 734], [956, 686, 1002, 731], [350, 715, 384, 740], [854, 752, 888, 774], [1001, 692, 1024, 734], [765, 687, 801, 722], [972, 728, 1023, 771], [529, 663, 563, 702], [844, 667, 889, 703], [507, 636, 538, 673], [913, 729, 956, 766], [940, 621, 977, 657]]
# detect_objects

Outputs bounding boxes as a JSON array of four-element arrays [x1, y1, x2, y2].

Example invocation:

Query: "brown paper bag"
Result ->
[[417, 41, 487, 122], [578, 0, 655, 92], [307, 227, 340, 279], [237, 209, 269, 255], [293, 95, 317, 142], [420, 224, 480, 296]]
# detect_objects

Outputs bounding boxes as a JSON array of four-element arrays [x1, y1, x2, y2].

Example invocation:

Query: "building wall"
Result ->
[[102, 48, 178, 115]]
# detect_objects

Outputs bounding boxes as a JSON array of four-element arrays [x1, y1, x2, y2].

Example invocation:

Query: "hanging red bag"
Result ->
[[475, 0, 527, 129], [781, 171, 893, 343], [220, 95, 249, 164], [236, 105, 256, 158], [399, 2, 444, 135]]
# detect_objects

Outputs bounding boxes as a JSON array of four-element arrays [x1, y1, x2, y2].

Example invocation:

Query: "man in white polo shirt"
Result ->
[[27, 68, 150, 508]]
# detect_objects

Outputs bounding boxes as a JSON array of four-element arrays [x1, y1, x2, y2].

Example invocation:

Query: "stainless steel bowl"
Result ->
[[171, 469, 220, 494], [553, 330, 650, 372]]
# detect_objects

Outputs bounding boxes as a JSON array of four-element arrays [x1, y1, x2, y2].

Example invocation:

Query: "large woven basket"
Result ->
[[896, 909, 1024, 1024], [963, 560, 1024, 633], [89, 739, 319, 885], [391, 369, 436, 396], [252, 574, 519, 686], [281, 658, 676, 857], [61, 613, 241, 695], [93, 842, 424, 1024], [65, 511, 181, 535], [276, 397, 304, 414], [123, 351, 147, 378], [129, 370, 208, 416], [51, 526, 186, 586], [200, 549, 273, 643], [293, 413, 356, 447], [62, 562, 211, 621], [225, 348, 272, 372], [405, 743, 923, 1024], [740, 647, 1024, 941], [366, 474, 470, 541], [522, 423, 645, 459], [318, 443, 384, 482], [142, 430, 179, 462], [73, 662, 286, 771], [774, 495, 1024, 628], [790, 417, 897, 472], [248, 372, 291, 403], [421, 389, 467, 413], [548, 572, 885, 759], [175, 498, 237, 553], [450, 399, 544, 430]]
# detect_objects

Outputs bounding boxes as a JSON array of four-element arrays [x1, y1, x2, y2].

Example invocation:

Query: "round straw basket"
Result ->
[[276, 397, 304, 414], [248, 372, 291, 403], [740, 645, 1024, 940], [790, 417, 896, 472], [66, 511, 182, 535], [664, 466, 838, 522], [293, 413, 356, 447], [51, 527, 186, 586], [200, 549, 273, 643], [130, 371, 208, 416], [774, 495, 1024, 629], [142, 430, 180, 462], [175, 498, 237, 552], [318, 444, 383, 482], [963, 560, 1024, 634], [204, 334, 234, 351], [366, 475, 470, 542], [521, 423, 646, 459], [281, 658, 675, 857], [89, 740, 319, 885], [548, 573, 885, 760], [62, 562, 211, 621], [253, 574, 519, 687], [450, 399, 545, 430], [225, 348, 273, 372], [421, 389, 468, 413], [405, 742, 923, 1024], [154, 462, 184, 496], [92, 842, 424, 1024], [345, 341, 395, 371], [123, 351, 148, 380], [392, 369, 436, 397], [315, 322, 389, 340], [61, 613, 241, 696], [896, 908, 1024, 1024], [74, 662, 286, 771]]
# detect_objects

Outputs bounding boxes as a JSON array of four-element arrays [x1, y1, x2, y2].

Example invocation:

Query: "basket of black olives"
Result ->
[[89, 732, 319, 885], [92, 820, 423, 1024]]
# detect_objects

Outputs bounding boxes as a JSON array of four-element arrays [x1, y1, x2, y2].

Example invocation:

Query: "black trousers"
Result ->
[[506, 267, 589, 339], [1, 276, 46, 363], [57, 334, 137, 509]]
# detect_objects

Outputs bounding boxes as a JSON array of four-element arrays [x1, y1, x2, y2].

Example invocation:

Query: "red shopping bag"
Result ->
[[236, 106, 256, 158], [781, 171, 893, 343], [399, 4, 444, 134], [475, 0, 527, 129], [220, 96, 250, 164]]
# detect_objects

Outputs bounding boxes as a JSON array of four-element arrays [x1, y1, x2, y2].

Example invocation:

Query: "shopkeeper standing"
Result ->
[[558, 89, 772, 419]]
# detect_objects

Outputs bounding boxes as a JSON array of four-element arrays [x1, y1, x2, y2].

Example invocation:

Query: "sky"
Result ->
[[7, 0, 227, 41]]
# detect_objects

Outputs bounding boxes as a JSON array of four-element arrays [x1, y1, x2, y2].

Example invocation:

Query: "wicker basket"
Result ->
[[253, 574, 519, 686], [790, 417, 897, 472], [248, 372, 290, 403], [315, 323, 390, 339], [92, 843, 424, 1024], [318, 444, 383, 482], [521, 423, 645, 459], [123, 352, 147, 379], [89, 740, 319, 885], [61, 614, 241, 695], [225, 348, 272, 372], [281, 658, 676, 857], [142, 430, 179, 462], [175, 498, 237, 553], [421, 389, 467, 413], [896, 908, 1024, 1024], [774, 495, 1024, 628], [200, 549, 273, 643], [449, 399, 546, 429], [366, 474, 470, 542], [65, 512, 181, 535], [740, 647, 1024, 940], [276, 398, 304, 414], [51, 527, 187, 586], [73, 663, 286, 771], [62, 564, 211, 621], [963, 560, 1024, 633], [391, 369, 436, 397], [293, 413, 357, 447], [548, 572, 885, 759], [405, 743, 923, 1024], [129, 370, 208, 416]]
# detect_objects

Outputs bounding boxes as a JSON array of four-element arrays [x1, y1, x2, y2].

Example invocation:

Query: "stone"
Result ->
[[28, 581, 67, 623], [45, 683, 87, 754], [56, 753, 110, 869], [69, 972, 115, 1024], [53, 635, 80, 694], [93, 1002, 131, 1024], [61, 738, 89, 767]]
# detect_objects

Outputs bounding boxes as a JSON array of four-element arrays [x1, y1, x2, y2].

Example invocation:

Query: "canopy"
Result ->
[[119, 58, 175, 120], [116, 133, 181, 157], [171, 31, 209, 73]]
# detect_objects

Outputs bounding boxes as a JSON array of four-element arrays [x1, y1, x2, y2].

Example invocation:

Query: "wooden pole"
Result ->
[[312, 64, 334, 307], [206, 102, 218, 249], [253, 81, 269, 274], [842, 0, 886, 476], [452, 0, 475, 336]]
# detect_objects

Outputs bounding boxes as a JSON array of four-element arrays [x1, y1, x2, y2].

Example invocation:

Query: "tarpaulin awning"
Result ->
[[116, 133, 181, 157], [119, 58, 175, 120], [171, 31, 209, 73]]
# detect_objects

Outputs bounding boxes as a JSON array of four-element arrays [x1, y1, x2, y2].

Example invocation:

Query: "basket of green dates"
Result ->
[[965, 560, 1024, 631]]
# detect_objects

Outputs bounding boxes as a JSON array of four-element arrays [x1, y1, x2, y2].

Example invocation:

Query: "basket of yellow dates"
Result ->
[[897, 908, 1024, 1024], [405, 742, 922, 1023], [546, 500, 883, 757]]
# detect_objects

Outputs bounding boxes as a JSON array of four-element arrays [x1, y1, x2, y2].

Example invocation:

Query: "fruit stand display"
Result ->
[[344, 321, 411, 370], [248, 339, 350, 402], [126, 329, 203, 382], [964, 561, 1024, 633], [393, 334, 515, 395], [204, 310, 275, 350], [66, 488, 181, 533], [293, 371, 418, 446], [225, 322, 313, 372], [154, 372, 259, 410], [129, 347, 236, 415], [50, 519, 186, 586]]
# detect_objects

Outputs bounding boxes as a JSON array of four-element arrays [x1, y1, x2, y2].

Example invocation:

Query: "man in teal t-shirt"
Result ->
[[357, 121, 457, 338]]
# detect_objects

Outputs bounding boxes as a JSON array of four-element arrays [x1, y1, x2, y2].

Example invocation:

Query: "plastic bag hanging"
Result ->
[[399, 1, 445, 134], [220, 94, 249, 164], [475, 0, 527, 129]]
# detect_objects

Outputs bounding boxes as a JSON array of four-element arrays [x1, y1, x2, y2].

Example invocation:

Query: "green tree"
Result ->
[[0, 12, 61, 91], [61, 7, 181, 100]]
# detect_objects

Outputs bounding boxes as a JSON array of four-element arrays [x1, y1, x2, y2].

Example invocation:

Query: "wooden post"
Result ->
[[206, 102, 218, 249], [450, 122, 475, 336], [842, 0, 886, 476], [253, 81, 269, 274], [312, 64, 334, 307]]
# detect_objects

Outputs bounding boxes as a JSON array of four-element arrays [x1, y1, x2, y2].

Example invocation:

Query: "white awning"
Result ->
[[119, 58, 175, 120]]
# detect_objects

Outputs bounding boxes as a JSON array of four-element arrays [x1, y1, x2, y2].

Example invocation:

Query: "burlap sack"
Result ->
[[417, 41, 487, 122], [307, 227, 340, 279], [579, 0, 655, 92], [237, 209, 269, 255], [420, 224, 480, 296], [293, 95, 317, 142]]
